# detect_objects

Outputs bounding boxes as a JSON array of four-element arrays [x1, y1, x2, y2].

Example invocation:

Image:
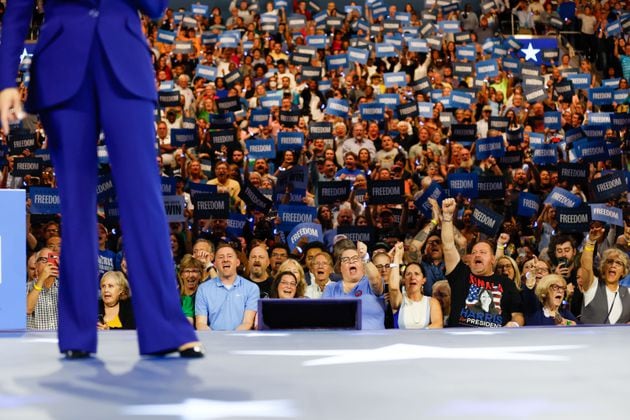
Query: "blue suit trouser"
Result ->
[[39, 37, 197, 354]]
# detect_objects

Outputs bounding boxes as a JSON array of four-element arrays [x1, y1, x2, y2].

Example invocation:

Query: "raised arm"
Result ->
[[580, 229, 602, 292], [441, 198, 461, 274], [388, 242, 404, 311], [358, 241, 383, 295]]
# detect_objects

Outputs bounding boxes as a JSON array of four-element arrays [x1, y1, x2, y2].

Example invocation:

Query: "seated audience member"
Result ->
[[389, 242, 443, 329], [270, 271, 305, 299], [178, 255, 205, 326], [522, 274, 577, 326], [195, 244, 259, 330], [97, 271, 135, 330]]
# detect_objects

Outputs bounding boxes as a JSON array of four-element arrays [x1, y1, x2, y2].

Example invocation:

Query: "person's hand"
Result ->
[[193, 249, 211, 264], [392, 241, 404, 264], [498, 233, 510, 246], [588, 223, 605, 243], [357, 241, 368, 260], [0, 88, 24, 135], [39, 262, 59, 282], [566, 283, 575, 299], [97, 322, 110, 330], [441, 198, 456, 219], [555, 262, 570, 278]]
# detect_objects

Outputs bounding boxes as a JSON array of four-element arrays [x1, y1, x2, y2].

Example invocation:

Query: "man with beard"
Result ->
[[421, 234, 446, 297], [441, 198, 524, 327], [247, 246, 272, 298], [195, 244, 258, 330], [454, 148, 482, 175], [269, 244, 289, 279]]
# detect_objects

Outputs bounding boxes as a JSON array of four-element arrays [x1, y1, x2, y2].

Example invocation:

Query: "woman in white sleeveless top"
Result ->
[[389, 242, 443, 329]]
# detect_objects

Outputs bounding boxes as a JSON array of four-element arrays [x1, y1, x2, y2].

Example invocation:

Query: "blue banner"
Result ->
[[277, 132, 304, 151], [414, 182, 445, 219], [556, 205, 591, 233], [591, 172, 627, 203], [456, 45, 476, 61], [438, 20, 460, 33], [193, 193, 230, 219], [246, 139, 276, 159], [97, 174, 115, 203], [368, 180, 405, 204], [189, 183, 218, 200], [260, 95, 282, 109], [447, 173, 478, 199], [157, 29, 176, 44], [250, 109, 270, 127], [306, 35, 327, 48], [475, 59, 499, 78], [544, 187, 582, 208], [590, 204, 623, 227], [517, 192, 540, 218], [226, 212, 249, 237], [359, 103, 385, 120], [588, 112, 612, 126], [573, 138, 608, 163], [375, 43, 397, 58], [287, 222, 323, 252], [475, 136, 505, 160], [29, 187, 61, 214], [589, 87, 614, 105], [348, 47, 369, 65], [383, 72, 407, 88], [566, 73, 591, 90], [170, 128, 197, 148], [161, 176, 176, 195], [376, 94, 400, 108], [326, 54, 349, 70], [408, 38, 429, 53], [544, 112, 561, 130], [532, 143, 558, 165], [471, 204, 504, 237], [195, 65, 217, 81], [417, 102, 434, 118], [325, 98, 350, 117], [278, 204, 317, 232], [477, 176, 505, 200]]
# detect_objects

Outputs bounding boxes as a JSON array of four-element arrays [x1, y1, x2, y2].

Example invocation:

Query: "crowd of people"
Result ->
[[2, 0, 630, 331]]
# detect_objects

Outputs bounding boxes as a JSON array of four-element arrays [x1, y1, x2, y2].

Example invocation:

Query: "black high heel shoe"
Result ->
[[147, 345, 204, 358], [63, 350, 91, 359]]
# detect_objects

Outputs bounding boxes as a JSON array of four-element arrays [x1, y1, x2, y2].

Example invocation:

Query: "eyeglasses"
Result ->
[[375, 264, 391, 270], [549, 284, 567, 292], [36, 257, 48, 264], [497, 264, 513, 270], [535, 268, 550, 274], [340, 255, 361, 265], [181, 269, 202, 275], [605, 259, 625, 268], [279, 280, 297, 287]]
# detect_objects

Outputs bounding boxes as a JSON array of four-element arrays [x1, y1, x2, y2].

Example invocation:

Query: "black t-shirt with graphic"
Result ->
[[446, 261, 523, 328]]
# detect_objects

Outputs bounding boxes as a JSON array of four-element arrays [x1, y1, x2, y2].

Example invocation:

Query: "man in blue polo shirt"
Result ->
[[195, 244, 259, 331]]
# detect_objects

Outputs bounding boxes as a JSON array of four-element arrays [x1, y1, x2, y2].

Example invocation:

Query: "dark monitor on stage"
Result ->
[[257, 299, 362, 330]]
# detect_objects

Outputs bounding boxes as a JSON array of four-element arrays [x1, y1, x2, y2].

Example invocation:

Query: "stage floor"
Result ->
[[0, 326, 627, 420]]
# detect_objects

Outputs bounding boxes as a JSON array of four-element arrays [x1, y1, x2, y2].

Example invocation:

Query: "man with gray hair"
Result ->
[[27, 248, 60, 330]]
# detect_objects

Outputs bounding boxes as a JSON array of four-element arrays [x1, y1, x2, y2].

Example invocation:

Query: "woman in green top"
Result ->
[[178, 255, 205, 327]]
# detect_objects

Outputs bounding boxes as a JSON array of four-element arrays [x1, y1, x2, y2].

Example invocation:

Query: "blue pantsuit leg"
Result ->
[[41, 38, 197, 354]]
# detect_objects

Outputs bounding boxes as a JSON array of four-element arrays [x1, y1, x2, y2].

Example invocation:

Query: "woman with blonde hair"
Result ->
[[496, 255, 522, 290], [97, 271, 135, 330], [522, 274, 577, 326]]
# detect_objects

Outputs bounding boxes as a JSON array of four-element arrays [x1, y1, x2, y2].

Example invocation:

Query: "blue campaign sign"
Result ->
[[326, 54, 349, 70], [195, 65, 217, 81], [564, 127, 584, 144], [573, 138, 608, 163], [611, 113, 630, 130], [591, 172, 627, 203], [29, 187, 61, 214], [477, 176, 505, 200], [278, 204, 317, 232], [528, 132, 545, 149], [383, 72, 407, 87], [415, 182, 445, 219], [544, 112, 562, 130], [359, 103, 385, 120], [447, 173, 478, 199], [475, 59, 499, 79], [306, 35, 327, 49], [189, 182, 218, 199], [348, 47, 369, 65], [408, 38, 429, 53], [417, 102, 434, 118], [0, 190, 27, 329], [375, 43, 397, 58], [226, 212, 249, 237], [287, 223, 323, 252], [588, 112, 612, 126], [260, 94, 282, 109], [544, 187, 582, 208], [157, 29, 176, 44], [325, 98, 350, 117], [532, 143, 558, 165], [566, 73, 591, 90], [614, 89, 629, 103], [250, 108, 270, 127], [581, 125, 607, 139], [161, 176, 176, 195], [602, 78, 621, 89], [450, 90, 473, 109], [456, 44, 476, 61], [502, 56, 521, 75], [590, 204, 624, 227], [96, 174, 116, 203], [277, 132, 304, 151], [438, 20, 460, 33], [247, 139, 276, 159], [383, 34, 404, 50], [517, 192, 541, 217], [170, 128, 197, 148], [191, 4, 208, 15], [376, 94, 400, 108], [589, 87, 614, 105], [471, 204, 504, 237], [475, 136, 505, 160]]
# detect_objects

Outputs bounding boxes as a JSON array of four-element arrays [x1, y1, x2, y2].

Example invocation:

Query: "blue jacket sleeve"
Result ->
[[0, 0, 34, 90], [131, 0, 168, 20]]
